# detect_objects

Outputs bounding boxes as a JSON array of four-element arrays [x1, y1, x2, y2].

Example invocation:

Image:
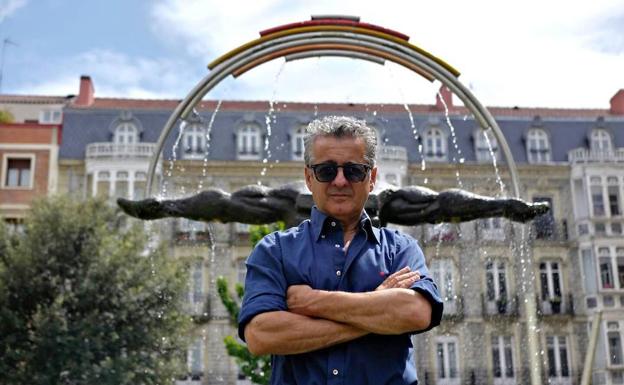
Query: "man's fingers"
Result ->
[[377, 269, 421, 290]]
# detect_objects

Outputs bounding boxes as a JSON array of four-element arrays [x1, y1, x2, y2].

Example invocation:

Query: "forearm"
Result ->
[[244, 310, 368, 356], [291, 288, 432, 335]]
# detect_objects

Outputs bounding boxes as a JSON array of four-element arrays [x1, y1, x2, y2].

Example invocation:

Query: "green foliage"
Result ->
[[0, 109, 14, 124], [216, 221, 285, 385], [0, 197, 191, 385]]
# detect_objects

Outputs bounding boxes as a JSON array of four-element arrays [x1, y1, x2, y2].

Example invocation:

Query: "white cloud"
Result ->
[[0, 0, 27, 22], [15, 49, 198, 99], [148, 0, 624, 108]]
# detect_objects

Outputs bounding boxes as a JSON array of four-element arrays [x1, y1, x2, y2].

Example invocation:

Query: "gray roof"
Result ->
[[60, 105, 624, 164]]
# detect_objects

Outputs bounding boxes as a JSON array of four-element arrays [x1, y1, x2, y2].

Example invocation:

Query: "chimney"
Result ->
[[75, 75, 94, 106], [435, 85, 453, 111], [610, 89, 624, 115]]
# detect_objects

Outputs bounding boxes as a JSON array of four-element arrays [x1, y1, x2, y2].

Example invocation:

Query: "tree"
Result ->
[[0, 197, 191, 385], [217, 222, 284, 385], [0, 109, 14, 124]]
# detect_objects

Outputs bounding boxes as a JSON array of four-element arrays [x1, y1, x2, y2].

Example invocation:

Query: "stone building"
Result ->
[[53, 76, 624, 385]]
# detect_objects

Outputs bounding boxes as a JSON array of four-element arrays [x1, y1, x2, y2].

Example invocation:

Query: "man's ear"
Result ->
[[304, 166, 313, 191], [369, 167, 377, 192]]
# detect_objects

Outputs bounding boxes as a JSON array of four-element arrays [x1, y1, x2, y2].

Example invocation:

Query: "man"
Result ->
[[238, 116, 443, 385]]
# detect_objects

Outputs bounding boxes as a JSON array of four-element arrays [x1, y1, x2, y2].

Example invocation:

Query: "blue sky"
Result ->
[[1, 0, 623, 108]]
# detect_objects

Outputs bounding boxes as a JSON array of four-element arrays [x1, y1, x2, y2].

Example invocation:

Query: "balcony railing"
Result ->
[[378, 145, 408, 162], [537, 294, 574, 317], [442, 296, 464, 320], [481, 294, 520, 318], [86, 142, 157, 159], [568, 148, 624, 163], [530, 219, 569, 242]]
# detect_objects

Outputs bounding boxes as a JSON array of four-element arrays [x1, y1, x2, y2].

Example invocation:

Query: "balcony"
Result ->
[[442, 296, 464, 321], [537, 294, 574, 317], [530, 219, 569, 242], [378, 145, 408, 162], [86, 142, 157, 159], [482, 294, 520, 318], [568, 148, 624, 163]]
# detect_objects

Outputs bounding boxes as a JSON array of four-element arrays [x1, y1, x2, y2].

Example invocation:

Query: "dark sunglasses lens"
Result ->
[[344, 164, 367, 182], [315, 164, 338, 182]]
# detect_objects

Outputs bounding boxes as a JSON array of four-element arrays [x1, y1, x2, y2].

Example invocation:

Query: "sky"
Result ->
[[0, 0, 623, 109]]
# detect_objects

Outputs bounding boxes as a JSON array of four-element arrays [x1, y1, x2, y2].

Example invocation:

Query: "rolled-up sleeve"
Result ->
[[394, 232, 444, 333], [238, 233, 288, 341]]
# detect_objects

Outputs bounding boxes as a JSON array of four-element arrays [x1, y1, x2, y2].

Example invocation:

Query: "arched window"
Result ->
[[291, 125, 306, 161], [182, 123, 206, 158], [237, 124, 261, 160], [591, 129, 612, 152], [474, 129, 499, 162], [423, 127, 447, 161], [113, 123, 138, 144], [527, 128, 551, 163]]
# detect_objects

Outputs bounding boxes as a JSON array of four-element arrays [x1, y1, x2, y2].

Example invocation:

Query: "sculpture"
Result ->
[[117, 181, 549, 227]]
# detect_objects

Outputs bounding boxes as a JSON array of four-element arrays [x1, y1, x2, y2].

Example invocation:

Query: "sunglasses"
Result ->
[[308, 162, 372, 183]]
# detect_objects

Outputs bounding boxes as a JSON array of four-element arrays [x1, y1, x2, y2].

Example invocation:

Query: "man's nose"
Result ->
[[332, 168, 349, 187]]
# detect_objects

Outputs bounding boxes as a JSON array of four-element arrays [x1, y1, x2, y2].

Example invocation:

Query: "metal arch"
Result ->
[[146, 31, 520, 200]]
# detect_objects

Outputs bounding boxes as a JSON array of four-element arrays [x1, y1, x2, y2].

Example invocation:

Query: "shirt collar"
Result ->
[[311, 206, 380, 244]]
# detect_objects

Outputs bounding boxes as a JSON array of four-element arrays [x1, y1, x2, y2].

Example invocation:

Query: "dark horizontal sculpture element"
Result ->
[[118, 181, 549, 228]]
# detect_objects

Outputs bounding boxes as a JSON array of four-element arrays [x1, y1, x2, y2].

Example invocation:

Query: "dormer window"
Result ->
[[291, 125, 306, 161], [182, 123, 206, 159], [590, 129, 612, 152], [423, 127, 447, 162], [474, 129, 499, 162], [527, 128, 551, 163], [237, 124, 261, 160], [114, 122, 138, 144], [39, 109, 62, 124]]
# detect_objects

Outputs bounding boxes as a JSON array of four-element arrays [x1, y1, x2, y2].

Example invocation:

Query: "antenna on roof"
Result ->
[[0, 38, 18, 94]]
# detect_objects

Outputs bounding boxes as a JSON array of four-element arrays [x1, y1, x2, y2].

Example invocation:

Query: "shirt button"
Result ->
[[321, 234, 326, 239], [331, 221, 336, 227], [332, 369, 339, 376], [336, 270, 342, 276]]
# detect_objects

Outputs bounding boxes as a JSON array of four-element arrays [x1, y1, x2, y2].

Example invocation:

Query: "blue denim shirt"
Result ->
[[238, 207, 443, 385]]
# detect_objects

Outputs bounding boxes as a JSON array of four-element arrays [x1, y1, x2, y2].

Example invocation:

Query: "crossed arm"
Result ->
[[244, 267, 432, 356]]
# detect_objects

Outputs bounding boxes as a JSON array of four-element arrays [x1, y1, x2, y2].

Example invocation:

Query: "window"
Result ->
[[599, 247, 624, 290], [527, 129, 551, 163], [486, 261, 508, 302], [115, 171, 128, 199], [491, 335, 514, 381], [600, 247, 615, 289], [187, 337, 204, 379], [237, 125, 261, 159], [237, 259, 247, 286], [540, 261, 562, 301], [591, 129, 612, 152], [431, 259, 455, 302], [608, 177, 621, 216], [533, 197, 555, 239], [546, 336, 570, 379], [96, 171, 110, 198], [436, 337, 460, 384], [3, 157, 33, 188], [113, 122, 138, 144], [474, 128, 499, 162], [182, 123, 206, 158], [480, 217, 504, 240], [591, 177, 605, 217], [134, 171, 146, 200], [291, 125, 306, 161], [607, 322, 624, 366], [187, 260, 204, 314], [39, 108, 62, 124], [3, 217, 24, 234], [423, 127, 447, 161]]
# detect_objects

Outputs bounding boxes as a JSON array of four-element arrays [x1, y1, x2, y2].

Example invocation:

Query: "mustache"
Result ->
[[327, 188, 353, 195]]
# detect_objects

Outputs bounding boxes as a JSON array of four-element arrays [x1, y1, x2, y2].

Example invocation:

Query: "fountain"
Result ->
[[121, 15, 576, 385]]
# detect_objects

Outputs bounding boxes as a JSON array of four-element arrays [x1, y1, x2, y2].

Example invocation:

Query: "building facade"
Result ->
[[52, 76, 624, 385]]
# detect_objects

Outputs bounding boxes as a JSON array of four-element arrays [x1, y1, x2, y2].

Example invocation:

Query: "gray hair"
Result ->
[[303, 116, 377, 166]]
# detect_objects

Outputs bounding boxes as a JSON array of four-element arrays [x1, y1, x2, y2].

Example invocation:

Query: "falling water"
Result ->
[[197, 100, 223, 191], [160, 118, 189, 198], [436, 88, 464, 189], [259, 61, 286, 180], [481, 126, 506, 195]]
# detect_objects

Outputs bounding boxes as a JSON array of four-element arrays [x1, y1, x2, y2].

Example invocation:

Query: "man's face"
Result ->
[[304, 135, 377, 226]]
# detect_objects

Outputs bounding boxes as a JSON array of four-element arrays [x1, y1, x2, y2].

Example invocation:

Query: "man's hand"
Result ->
[[287, 285, 316, 316], [375, 266, 420, 291]]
